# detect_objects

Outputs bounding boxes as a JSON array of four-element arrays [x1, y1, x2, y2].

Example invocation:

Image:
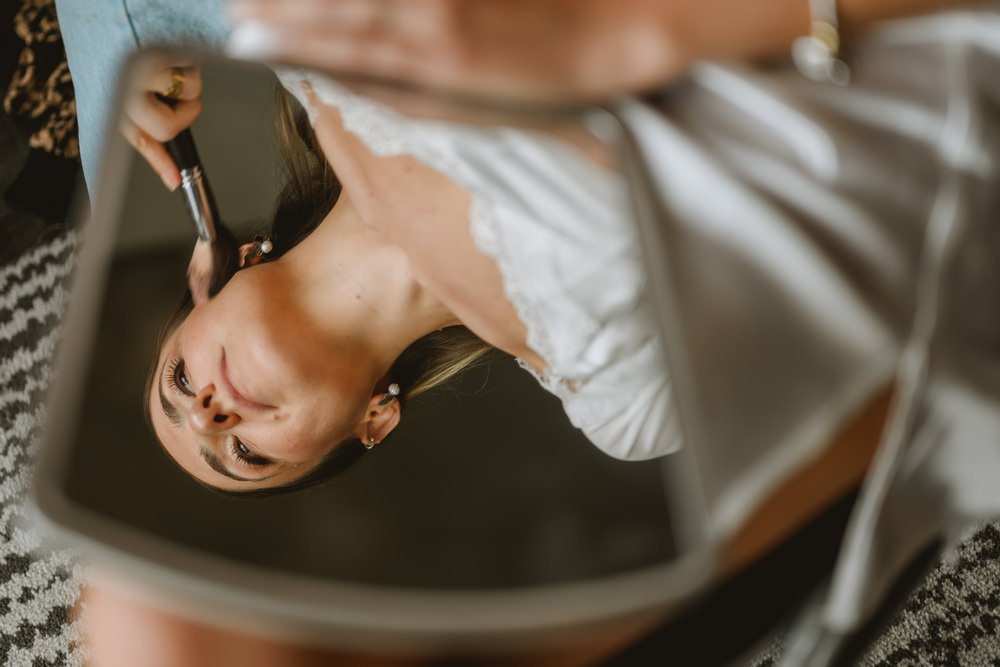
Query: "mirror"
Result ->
[[44, 54, 686, 599], [39, 37, 958, 652], [29, 4, 1000, 662]]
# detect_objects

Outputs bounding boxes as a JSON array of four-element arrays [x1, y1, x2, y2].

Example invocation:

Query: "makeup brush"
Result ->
[[163, 128, 240, 303]]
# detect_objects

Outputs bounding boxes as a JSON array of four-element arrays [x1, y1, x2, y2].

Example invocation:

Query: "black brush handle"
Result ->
[[154, 93, 238, 298], [164, 128, 201, 172], [153, 92, 202, 172]]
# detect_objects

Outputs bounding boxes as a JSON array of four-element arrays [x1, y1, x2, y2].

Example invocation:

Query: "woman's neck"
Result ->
[[279, 195, 461, 377]]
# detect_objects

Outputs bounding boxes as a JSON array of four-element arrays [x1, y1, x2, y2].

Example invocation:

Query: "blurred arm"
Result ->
[[226, 0, 983, 101]]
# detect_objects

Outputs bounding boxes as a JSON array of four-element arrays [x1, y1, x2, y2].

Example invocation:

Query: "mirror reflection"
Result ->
[[66, 55, 677, 586], [140, 61, 674, 495]]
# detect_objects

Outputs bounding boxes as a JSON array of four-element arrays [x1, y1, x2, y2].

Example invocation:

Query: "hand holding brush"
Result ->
[[121, 61, 239, 304], [161, 121, 240, 305]]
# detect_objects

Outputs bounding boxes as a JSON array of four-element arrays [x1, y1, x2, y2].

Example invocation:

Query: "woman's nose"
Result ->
[[189, 384, 241, 435]]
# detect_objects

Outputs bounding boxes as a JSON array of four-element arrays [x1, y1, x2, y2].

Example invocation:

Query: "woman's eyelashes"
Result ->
[[166, 358, 270, 469], [231, 437, 271, 467], [166, 356, 270, 469], [166, 358, 196, 397]]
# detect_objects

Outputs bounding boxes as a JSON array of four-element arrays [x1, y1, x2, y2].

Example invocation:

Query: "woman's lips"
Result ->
[[220, 350, 276, 411]]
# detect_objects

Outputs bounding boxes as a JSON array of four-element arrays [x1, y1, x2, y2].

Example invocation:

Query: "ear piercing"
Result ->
[[365, 384, 400, 450], [378, 383, 400, 406], [250, 234, 273, 259]]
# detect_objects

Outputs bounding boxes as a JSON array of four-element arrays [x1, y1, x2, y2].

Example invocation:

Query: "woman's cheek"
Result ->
[[271, 414, 340, 460], [176, 313, 215, 379]]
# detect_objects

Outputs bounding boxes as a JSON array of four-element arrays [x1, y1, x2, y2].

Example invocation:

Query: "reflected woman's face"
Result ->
[[148, 261, 374, 491]]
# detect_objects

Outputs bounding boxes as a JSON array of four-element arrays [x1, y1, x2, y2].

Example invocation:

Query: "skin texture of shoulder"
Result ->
[[306, 91, 548, 373]]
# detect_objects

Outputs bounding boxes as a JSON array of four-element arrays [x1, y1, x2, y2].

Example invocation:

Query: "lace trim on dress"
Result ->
[[467, 197, 559, 382]]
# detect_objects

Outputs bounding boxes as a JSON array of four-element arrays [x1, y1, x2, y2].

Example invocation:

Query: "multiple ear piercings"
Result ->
[[365, 383, 400, 450], [242, 234, 398, 454]]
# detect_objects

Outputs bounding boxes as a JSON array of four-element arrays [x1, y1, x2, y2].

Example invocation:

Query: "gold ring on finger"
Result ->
[[161, 68, 186, 100]]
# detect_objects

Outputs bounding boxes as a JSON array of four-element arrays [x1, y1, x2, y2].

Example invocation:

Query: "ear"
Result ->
[[237, 242, 268, 268], [354, 392, 402, 447]]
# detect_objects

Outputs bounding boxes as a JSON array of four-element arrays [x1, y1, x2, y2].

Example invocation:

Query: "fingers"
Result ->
[[225, 0, 564, 99], [145, 65, 203, 102], [125, 93, 202, 143], [122, 94, 201, 189], [227, 0, 449, 64], [227, 9, 472, 95], [120, 61, 205, 190], [120, 61, 204, 190], [230, 0, 427, 38], [225, 0, 686, 101], [120, 117, 181, 190]]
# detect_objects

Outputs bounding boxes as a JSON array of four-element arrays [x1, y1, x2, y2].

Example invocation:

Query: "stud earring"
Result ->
[[250, 234, 273, 259], [378, 383, 400, 406]]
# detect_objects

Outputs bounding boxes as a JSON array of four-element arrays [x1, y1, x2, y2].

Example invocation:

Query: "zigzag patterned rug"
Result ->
[[2, 229, 999, 665], [1, 230, 82, 667], [749, 525, 1000, 665]]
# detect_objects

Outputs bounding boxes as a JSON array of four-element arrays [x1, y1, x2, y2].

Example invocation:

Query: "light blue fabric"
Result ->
[[55, 0, 230, 195]]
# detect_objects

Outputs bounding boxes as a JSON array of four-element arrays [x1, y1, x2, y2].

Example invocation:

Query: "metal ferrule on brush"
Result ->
[[165, 127, 239, 297], [178, 165, 217, 243]]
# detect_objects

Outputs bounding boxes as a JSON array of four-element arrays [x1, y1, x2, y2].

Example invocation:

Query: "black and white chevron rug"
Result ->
[[1, 229, 83, 667]]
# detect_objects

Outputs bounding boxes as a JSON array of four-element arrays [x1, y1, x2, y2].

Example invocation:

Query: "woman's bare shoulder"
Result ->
[[309, 100, 546, 371]]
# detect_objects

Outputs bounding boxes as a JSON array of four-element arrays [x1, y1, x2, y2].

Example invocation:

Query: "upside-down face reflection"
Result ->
[[147, 259, 395, 492]]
